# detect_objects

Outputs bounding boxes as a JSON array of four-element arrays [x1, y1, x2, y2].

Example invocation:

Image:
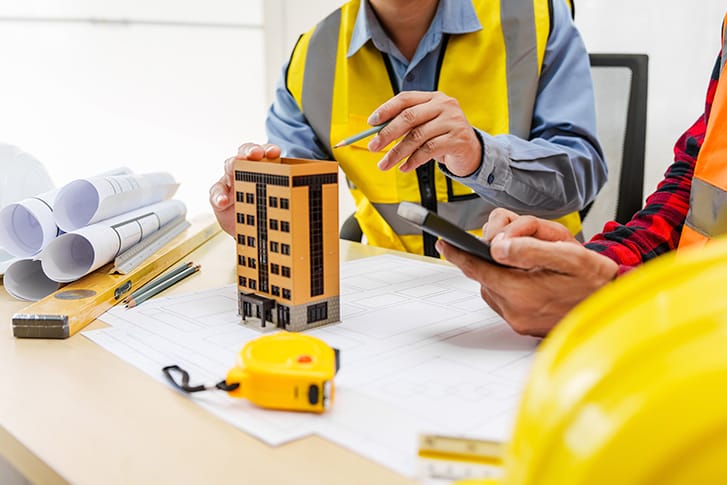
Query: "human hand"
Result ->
[[481, 208, 579, 244], [209, 143, 281, 236], [368, 91, 482, 176], [436, 210, 618, 337]]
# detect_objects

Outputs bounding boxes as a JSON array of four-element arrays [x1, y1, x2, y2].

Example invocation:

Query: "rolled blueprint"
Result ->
[[0, 189, 60, 258], [3, 258, 61, 301], [0, 166, 132, 258], [53, 172, 178, 233], [41, 199, 186, 283]]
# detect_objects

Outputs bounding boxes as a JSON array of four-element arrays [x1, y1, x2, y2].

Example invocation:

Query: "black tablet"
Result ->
[[397, 201, 503, 266]]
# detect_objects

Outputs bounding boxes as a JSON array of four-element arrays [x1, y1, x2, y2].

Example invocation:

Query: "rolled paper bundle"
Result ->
[[53, 172, 178, 233], [0, 165, 133, 259], [0, 189, 60, 258], [41, 199, 186, 283], [3, 258, 61, 301]]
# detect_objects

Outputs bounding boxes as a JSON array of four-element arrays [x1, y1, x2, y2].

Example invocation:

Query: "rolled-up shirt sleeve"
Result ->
[[442, 0, 606, 219]]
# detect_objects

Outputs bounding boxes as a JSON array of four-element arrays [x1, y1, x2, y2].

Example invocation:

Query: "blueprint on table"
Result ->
[[84, 254, 540, 477]]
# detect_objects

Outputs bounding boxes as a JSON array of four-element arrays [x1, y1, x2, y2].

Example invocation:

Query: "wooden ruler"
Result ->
[[12, 215, 221, 339], [417, 434, 504, 483]]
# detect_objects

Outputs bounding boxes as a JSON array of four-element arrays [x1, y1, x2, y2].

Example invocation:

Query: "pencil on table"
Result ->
[[123, 261, 193, 303], [125, 264, 201, 309], [333, 121, 391, 148]]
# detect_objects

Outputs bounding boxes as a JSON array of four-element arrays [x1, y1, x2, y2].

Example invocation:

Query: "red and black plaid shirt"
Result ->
[[584, 55, 721, 274]]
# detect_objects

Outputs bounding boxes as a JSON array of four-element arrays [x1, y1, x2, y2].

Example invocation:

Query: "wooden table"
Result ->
[[0, 232, 418, 485]]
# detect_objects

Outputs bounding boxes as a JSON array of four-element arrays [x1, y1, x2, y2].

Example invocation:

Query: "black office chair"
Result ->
[[580, 53, 648, 240], [340, 54, 649, 243], [340, 207, 363, 242]]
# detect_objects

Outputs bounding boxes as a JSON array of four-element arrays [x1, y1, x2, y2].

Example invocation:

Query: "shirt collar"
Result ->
[[347, 0, 482, 59]]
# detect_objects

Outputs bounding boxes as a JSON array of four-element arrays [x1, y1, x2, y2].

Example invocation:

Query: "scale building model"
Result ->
[[234, 157, 340, 332]]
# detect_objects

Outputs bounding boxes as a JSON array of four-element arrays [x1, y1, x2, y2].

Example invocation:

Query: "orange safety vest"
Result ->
[[680, 17, 727, 249]]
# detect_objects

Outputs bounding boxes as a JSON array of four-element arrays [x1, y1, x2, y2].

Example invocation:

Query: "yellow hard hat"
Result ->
[[496, 238, 727, 485]]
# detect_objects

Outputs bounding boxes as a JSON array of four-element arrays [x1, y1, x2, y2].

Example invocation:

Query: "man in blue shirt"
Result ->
[[210, 0, 605, 256]]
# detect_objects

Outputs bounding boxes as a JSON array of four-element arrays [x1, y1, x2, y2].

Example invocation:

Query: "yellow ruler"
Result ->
[[418, 434, 504, 483], [12, 215, 221, 339]]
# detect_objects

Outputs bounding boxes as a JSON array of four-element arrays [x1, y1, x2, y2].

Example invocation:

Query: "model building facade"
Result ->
[[234, 157, 340, 331]]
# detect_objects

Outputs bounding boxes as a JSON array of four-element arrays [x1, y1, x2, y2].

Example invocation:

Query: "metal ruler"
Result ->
[[111, 216, 191, 274]]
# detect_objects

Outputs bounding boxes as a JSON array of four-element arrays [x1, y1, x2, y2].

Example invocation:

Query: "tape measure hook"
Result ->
[[162, 365, 239, 393]]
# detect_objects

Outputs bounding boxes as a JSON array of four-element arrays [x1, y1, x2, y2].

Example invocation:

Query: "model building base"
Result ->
[[238, 292, 340, 333]]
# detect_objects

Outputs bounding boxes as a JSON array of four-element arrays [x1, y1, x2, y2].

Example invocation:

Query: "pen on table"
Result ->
[[333, 120, 391, 148], [123, 261, 193, 304], [126, 264, 201, 309]]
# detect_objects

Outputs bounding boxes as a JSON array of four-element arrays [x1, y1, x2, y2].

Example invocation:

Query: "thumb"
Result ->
[[491, 235, 587, 274]]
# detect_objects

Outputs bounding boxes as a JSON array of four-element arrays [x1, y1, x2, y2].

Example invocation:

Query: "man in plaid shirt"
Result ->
[[437, 54, 720, 337]]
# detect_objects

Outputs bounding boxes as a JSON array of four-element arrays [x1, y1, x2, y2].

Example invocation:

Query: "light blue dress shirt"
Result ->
[[265, 0, 606, 218]]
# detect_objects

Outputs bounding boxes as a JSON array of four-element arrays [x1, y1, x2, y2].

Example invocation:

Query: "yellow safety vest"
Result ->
[[288, 0, 582, 255], [680, 17, 727, 250]]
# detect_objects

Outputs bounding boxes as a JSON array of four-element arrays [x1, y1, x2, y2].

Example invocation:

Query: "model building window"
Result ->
[[246, 193, 254, 204], [249, 279, 257, 290], [236, 213, 244, 224], [280, 221, 290, 233], [269, 196, 278, 208], [270, 263, 279, 275], [280, 198, 289, 210], [237, 234, 245, 245], [269, 219, 278, 231], [246, 214, 255, 225], [247, 257, 256, 269], [281, 266, 291, 278], [270, 241, 279, 253], [307, 302, 328, 324], [238, 276, 246, 287], [277, 305, 290, 326], [242, 301, 253, 317], [247, 236, 255, 247], [271, 285, 280, 297], [281, 243, 290, 255], [282, 288, 291, 300], [237, 255, 246, 266], [236, 191, 244, 203]]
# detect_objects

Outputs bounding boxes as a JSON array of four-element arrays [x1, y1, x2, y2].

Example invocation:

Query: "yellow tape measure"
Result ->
[[418, 434, 504, 483], [164, 332, 340, 413]]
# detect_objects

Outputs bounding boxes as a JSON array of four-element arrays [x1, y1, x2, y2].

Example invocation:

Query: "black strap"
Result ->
[[162, 365, 240, 393]]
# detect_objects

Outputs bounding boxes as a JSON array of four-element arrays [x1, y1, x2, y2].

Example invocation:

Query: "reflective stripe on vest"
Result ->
[[680, 16, 727, 250], [288, 0, 580, 254]]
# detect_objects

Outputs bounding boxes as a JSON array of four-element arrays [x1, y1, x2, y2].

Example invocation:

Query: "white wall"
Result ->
[[0, 0, 266, 217], [577, 0, 725, 199], [265, 0, 727, 219]]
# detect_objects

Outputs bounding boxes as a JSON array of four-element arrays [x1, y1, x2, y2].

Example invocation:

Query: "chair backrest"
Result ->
[[580, 53, 648, 240]]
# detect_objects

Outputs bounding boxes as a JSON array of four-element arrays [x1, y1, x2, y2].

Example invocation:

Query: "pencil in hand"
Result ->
[[333, 120, 392, 148], [125, 264, 201, 308]]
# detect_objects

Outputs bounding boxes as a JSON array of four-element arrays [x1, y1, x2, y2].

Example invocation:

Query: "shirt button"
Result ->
[[405, 72, 415, 83], [487, 172, 495, 185]]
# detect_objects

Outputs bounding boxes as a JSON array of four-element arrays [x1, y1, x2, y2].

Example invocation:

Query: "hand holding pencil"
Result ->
[[125, 262, 201, 308], [361, 90, 483, 177]]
